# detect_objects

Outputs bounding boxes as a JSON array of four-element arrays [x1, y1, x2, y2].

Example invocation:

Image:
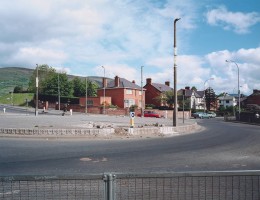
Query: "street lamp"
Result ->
[[102, 66, 106, 114], [204, 78, 214, 112], [141, 66, 144, 117], [173, 18, 181, 127], [226, 60, 240, 119]]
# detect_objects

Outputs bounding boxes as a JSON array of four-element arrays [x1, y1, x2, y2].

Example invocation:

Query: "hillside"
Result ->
[[0, 67, 33, 96], [0, 67, 111, 96]]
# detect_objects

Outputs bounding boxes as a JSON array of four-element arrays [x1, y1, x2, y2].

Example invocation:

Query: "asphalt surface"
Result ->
[[0, 117, 259, 175], [0, 106, 194, 129]]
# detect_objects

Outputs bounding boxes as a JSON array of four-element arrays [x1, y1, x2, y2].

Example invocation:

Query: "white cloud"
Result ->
[[146, 55, 209, 90], [206, 47, 260, 94], [13, 47, 67, 67], [206, 5, 260, 34], [94, 64, 138, 83]]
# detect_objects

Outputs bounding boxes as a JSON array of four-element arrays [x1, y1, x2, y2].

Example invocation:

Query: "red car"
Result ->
[[138, 111, 161, 118]]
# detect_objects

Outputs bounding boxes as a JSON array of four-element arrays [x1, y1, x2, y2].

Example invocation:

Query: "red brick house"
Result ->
[[242, 89, 260, 108], [79, 96, 111, 107], [97, 76, 145, 109], [143, 78, 172, 107]]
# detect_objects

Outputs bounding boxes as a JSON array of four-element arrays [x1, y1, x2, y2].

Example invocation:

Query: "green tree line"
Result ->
[[27, 64, 98, 97]]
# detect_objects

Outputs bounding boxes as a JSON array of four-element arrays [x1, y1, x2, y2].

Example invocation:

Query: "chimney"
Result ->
[[132, 80, 135, 84], [165, 81, 170, 86], [185, 86, 190, 90], [115, 76, 120, 87], [146, 78, 152, 85], [102, 77, 107, 88]]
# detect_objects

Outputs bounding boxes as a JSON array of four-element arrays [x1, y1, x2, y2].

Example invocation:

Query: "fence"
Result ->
[[1, 171, 260, 200]]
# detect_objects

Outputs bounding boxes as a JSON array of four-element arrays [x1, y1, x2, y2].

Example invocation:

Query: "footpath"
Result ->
[[0, 108, 199, 139]]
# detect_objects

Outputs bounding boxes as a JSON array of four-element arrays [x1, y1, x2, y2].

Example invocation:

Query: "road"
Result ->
[[0, 118, 259, 176]]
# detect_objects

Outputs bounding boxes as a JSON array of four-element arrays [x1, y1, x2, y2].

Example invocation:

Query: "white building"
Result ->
[[218, 94, 237, 108]]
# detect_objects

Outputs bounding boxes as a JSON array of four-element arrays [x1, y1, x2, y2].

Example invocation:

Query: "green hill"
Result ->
[[0, 67, 112, 97], [0, 67, 33, 96]]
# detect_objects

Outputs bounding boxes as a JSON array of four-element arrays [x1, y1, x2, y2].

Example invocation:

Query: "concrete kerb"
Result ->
[[0, 122, 198, 138]]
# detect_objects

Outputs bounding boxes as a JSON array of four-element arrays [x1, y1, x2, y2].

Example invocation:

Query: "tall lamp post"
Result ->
[[35, 64, 39, 116], [58, 72, 60, 111], [204, 78, 214, 112], [141, 66, 144, 117], [102, 66, 106, 114], [226, 60, 240, 119], [85, 77, 88, 114], [173, 18, 180, 127]]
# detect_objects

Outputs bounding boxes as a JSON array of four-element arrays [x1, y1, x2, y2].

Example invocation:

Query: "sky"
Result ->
[[0, 0, 259, 95]]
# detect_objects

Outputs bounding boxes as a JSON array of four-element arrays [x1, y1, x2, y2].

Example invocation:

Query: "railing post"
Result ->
[[103, 173, 116, 200]]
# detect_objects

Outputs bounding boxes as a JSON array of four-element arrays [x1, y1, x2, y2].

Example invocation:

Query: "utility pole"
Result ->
[[35, 64, 39, 116], [86, 77, 88, 114], [102, 66, 106, 114], [173, 18, 180, 127], [58, 72, 60, 111]]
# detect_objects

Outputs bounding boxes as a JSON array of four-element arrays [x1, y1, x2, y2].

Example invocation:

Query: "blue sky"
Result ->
[[0, 0, 259, 95]]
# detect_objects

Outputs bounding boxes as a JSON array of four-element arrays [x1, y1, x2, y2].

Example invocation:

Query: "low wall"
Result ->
[[0, 123, 198, 138]]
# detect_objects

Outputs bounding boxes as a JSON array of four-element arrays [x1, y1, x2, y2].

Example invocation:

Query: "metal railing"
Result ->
[[1, 171, 260, 200]]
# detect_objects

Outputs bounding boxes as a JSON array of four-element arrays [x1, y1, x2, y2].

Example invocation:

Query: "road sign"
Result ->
[[130, 112, 135, 119]]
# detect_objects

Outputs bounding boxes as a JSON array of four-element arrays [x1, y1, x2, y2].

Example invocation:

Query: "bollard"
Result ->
[[70, 109, 72, 115], [3, 108, 6, 113], [130, 118, 134, 128]]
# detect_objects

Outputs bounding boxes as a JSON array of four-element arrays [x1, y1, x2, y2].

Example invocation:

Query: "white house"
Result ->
[[218, 94, 237, 108], [179, 87, 205, 110]]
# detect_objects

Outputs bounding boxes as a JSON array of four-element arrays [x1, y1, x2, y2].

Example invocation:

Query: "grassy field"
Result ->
[[0, 93, 34, 106], [0, 67, 33, 96]]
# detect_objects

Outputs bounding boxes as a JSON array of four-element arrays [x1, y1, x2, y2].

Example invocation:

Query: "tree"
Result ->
[[191, 86, 197, 91], [72, 77, 85, 97], [205, 87, 217, 111], [155, 90, 174, 108], [28, 64, 56, 93], [87, 81, 98, 97], [42, 72, 73, 97], [13, 85, 23, 93], [28, 65, 73, 97], [72, 77, 98, 97]]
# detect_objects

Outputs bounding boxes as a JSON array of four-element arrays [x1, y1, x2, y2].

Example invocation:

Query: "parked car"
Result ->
[[207, 112, 216, 118], [192, 112, 210, 119], [137, 111, 162, 118]]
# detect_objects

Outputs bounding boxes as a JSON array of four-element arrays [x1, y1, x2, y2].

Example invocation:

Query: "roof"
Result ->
[[107, 78, 142, 90], [218, 95, 235, 100], [195, 91, 204, 98], [152, 83, 173, 92]]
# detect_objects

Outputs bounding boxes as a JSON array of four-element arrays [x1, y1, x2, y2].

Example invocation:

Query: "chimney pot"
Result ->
[[103, 78, 107, 88], [115, 76, 120, 87], [146, 78, 152, 84]]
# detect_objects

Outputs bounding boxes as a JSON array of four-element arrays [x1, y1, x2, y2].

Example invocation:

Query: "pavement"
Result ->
[[0, 108, 199, 139]]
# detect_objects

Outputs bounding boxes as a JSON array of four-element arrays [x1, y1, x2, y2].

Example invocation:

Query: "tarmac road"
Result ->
[[0, 118, 259, 175]]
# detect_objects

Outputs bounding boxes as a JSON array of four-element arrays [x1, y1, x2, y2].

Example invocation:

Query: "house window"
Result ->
[[219, 100, 222, 103], [139, 91, 142, 95], [226, 100, 229, 103], [87, 100, 93, 106], [126, 89, 133, 94], [124, 99, 135, 107]]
